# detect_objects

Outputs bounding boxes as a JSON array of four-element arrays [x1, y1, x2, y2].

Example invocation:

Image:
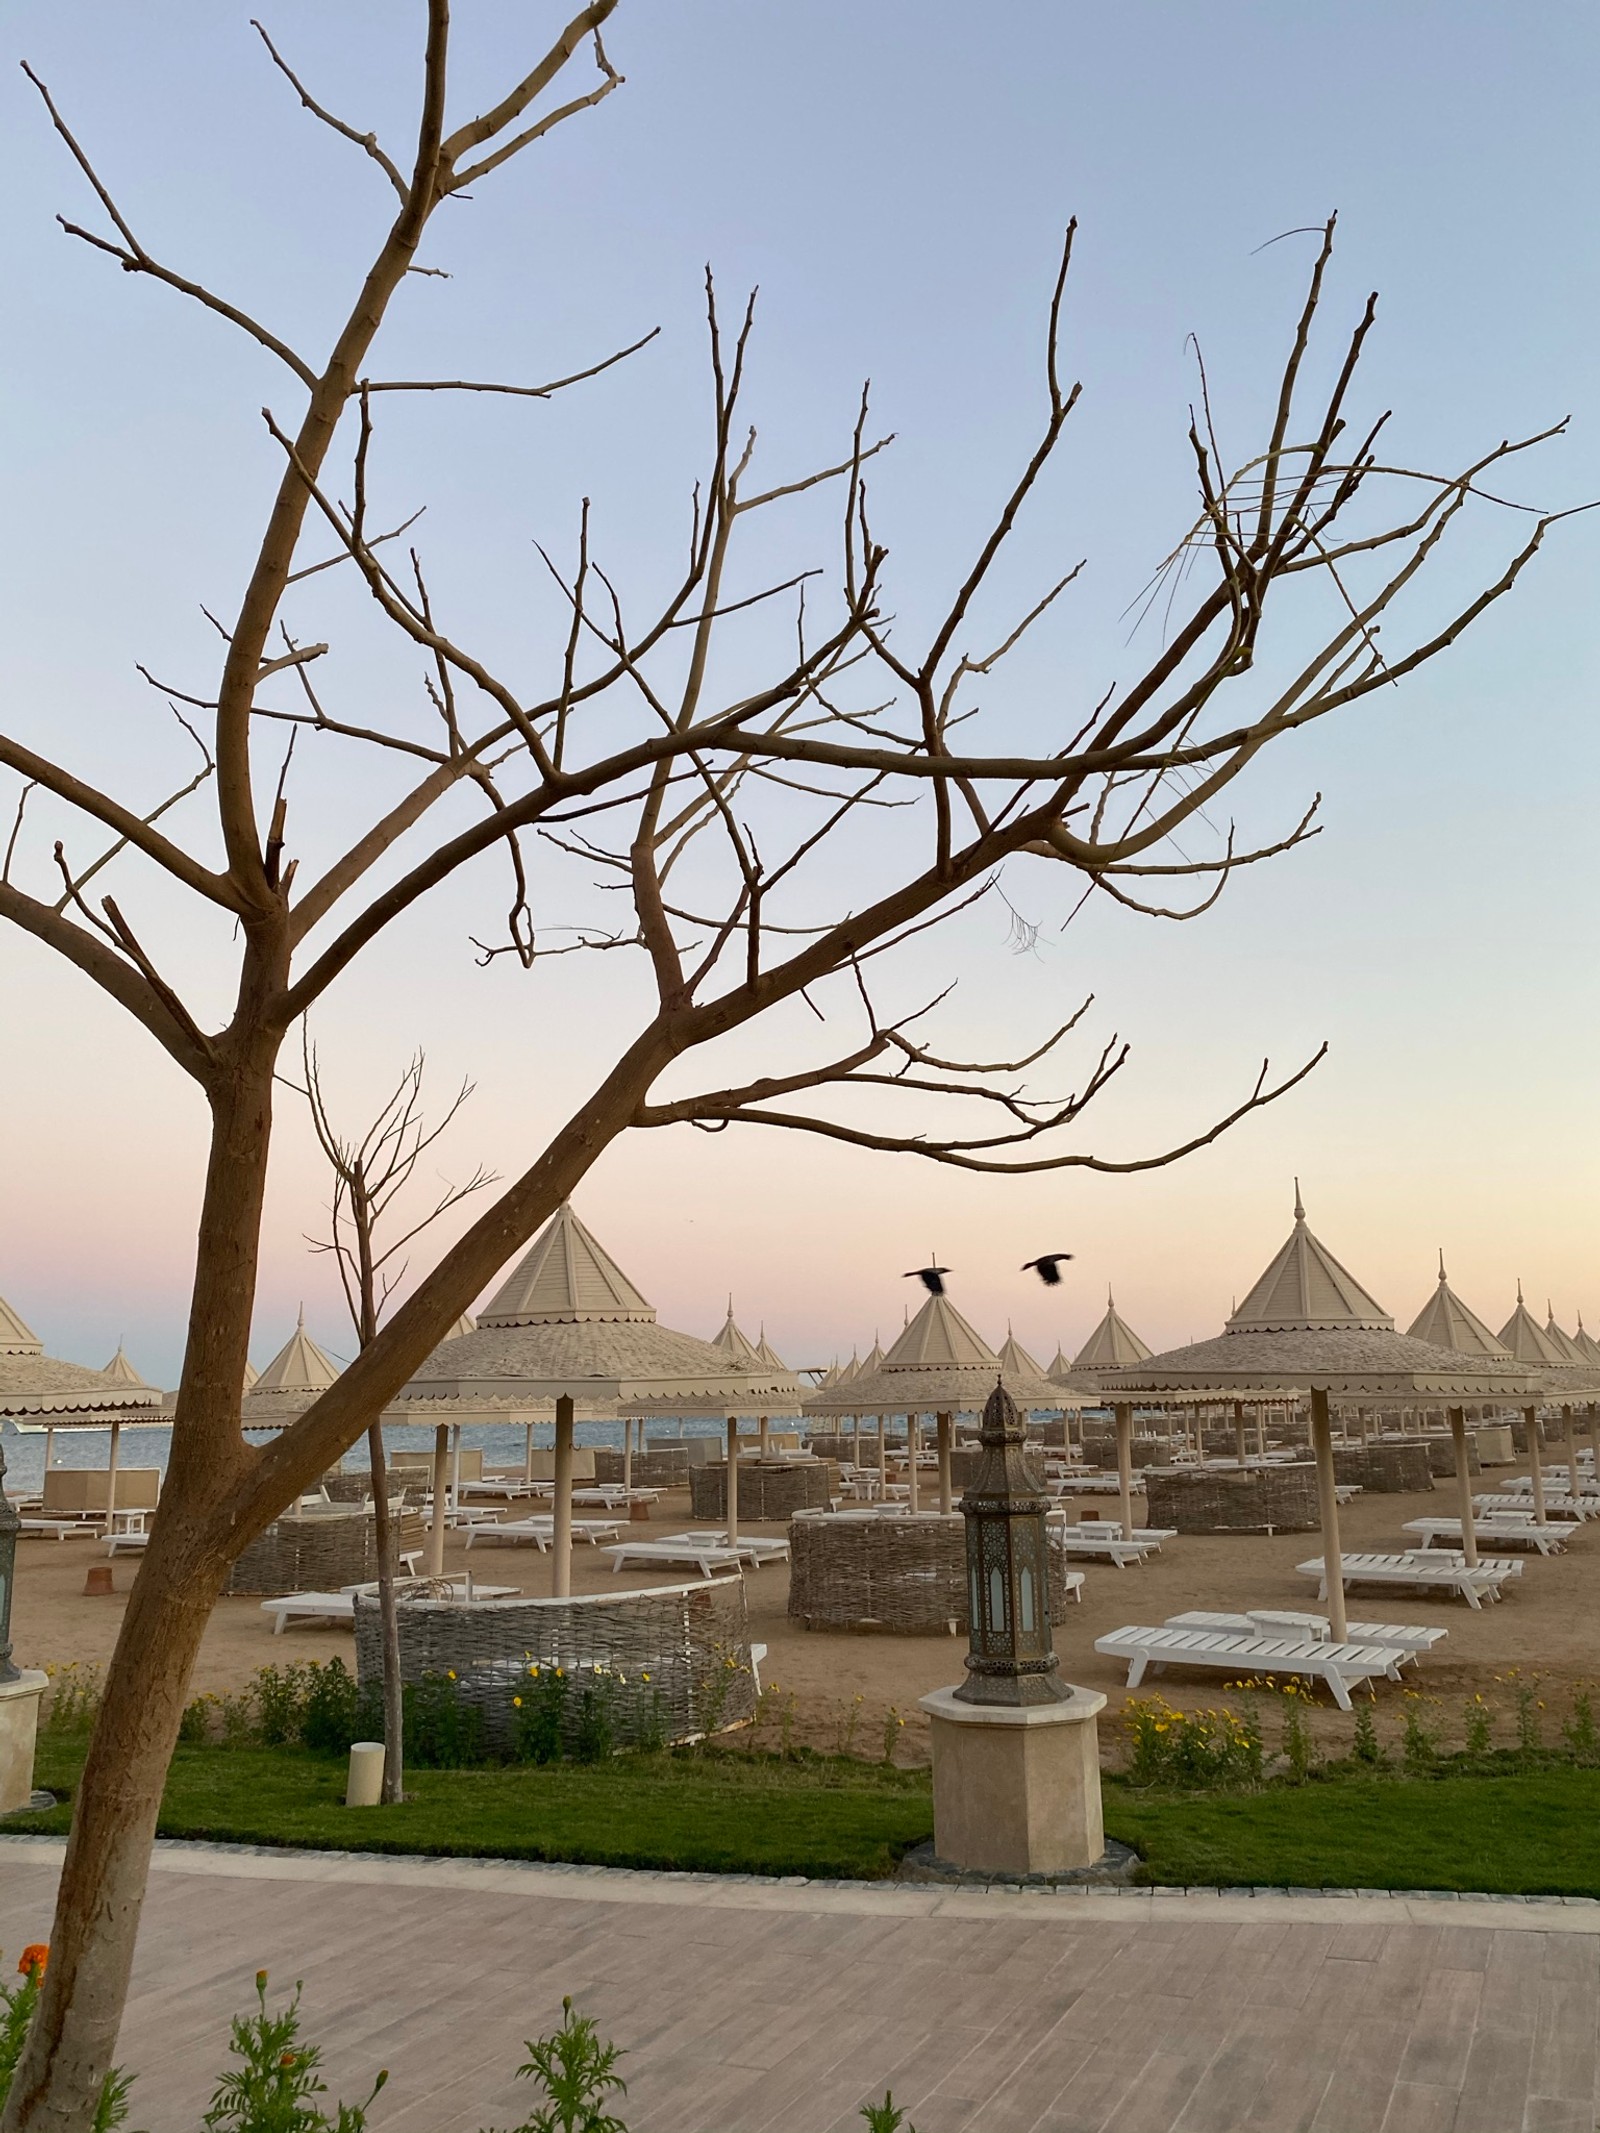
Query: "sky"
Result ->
[[1, 2, 1596, 1387]]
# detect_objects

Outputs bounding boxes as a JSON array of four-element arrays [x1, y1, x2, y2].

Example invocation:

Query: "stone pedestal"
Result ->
[[918, 1682, 1106, 1876], [0, 1672, 48, 1815]]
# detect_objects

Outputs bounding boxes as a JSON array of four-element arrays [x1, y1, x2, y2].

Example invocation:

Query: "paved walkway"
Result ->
[[0, 1840, 1595, 2131]]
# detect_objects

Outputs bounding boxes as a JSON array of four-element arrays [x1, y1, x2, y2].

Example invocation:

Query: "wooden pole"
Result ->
[[622, 1414, 634, 1492], [758, 1414, 770, 1462], [877, 1415, 888, 1489], [725, 1415, 740, 1547], [1563, 1404, 1579, 1506], [426, 1423, 449, 1575], [523, 1419, 534, 1486], [937, 1412, 953, 1515], [1588, 1403, 1600, 1493], [43, 1425, 54, 1472], [906, 1414, 921, 1514], [1233, 1399, 1248, 1468], [103, 1418, 122, 1540], [552, 1394, 574, 1598], [1311, 1388, 1348, 1641], [1525, 1404, 1547, 1524], [1114, 1402, 1134, 1542], [1449, 1406, 1478, 1568], [448, 1423, 462, 1524]]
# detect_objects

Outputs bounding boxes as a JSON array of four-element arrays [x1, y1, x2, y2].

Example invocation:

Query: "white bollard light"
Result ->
[[346, 1741, 386, 1807]]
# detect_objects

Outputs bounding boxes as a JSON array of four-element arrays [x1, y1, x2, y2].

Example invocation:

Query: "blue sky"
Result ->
[[1, 3, 1595, 1383]]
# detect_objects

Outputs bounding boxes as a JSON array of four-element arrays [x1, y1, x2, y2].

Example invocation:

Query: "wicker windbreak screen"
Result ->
[[353, 1577, 756, 1748]]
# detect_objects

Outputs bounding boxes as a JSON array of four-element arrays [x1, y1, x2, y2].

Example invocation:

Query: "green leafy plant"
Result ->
[[202, 1969, 386, 2133], [1351, 1699, 1384, 1766], [1124, 1697, 1263, 1789], [299, 1659, 365, 1757], [1400, 1694, 1438, 1775], [694, 1648, 749, 1743], [834, 1695, 865, 1760], [1462, 1694, 1494, 1758], [42, 1662, 103, 1735], [881, 1706, 905, 1766], [0, 1949, 139, 2131], [860, 2092, 917, 2133], [1514, 1679, 1544, 1765], [1280, 1687, 1317, 1783], [514, 1665, 569, 1765], [487, 1996, 627, 2133], [1561, 1686, 1596, 1758], [406, 1672, 486, 1769]]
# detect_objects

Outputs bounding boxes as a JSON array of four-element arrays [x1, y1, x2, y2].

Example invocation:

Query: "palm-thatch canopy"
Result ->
[[0, 1295, 164, 1422], [1405, 1256, 1511, 1360], [712, 1303, 804, 1405], [1494, 1285, 1597, 1394], [804, 1292, 1079, 1418], [398, 1203, 800, 1419], [1102, 1188, 1538, 1408]]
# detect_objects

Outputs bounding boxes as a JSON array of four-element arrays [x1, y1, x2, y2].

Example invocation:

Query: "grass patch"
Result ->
[[1104, 1762, 1600, 1896], [20, 1737, 933, 1882]]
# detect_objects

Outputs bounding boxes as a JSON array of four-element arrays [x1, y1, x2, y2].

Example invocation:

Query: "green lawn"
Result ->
[[22, 1738, 1600, 1895], [1106, 1764, 1600, 1896], [22, 1737, 934, 1881]]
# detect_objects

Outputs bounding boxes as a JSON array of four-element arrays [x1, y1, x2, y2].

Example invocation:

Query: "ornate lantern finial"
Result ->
[[955, 1378, 1070, 1707]]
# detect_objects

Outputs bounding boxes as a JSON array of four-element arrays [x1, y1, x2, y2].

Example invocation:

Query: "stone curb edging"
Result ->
[[1, 1832, 1597, 1927]]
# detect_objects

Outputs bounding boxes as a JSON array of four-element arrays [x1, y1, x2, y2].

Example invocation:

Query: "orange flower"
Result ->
[[279, 2052, 298, 2069], [17, 1945, 48, 1979]]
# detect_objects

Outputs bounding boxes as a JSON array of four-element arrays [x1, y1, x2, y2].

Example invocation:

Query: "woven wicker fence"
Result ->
[[689, 1461, 835, 1521], [787, 1512, 1079, 1636], [591, 1446, 692, 1488], [1332, 1442, 1434, 1495], [352, 1577, 754, 1750], [1143, 1463, 1320, 1535], [224, 1507, 426, 1596]]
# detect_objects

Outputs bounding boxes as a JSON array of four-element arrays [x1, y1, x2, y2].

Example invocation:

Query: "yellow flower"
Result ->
[[513, 1696, 523, 1708]]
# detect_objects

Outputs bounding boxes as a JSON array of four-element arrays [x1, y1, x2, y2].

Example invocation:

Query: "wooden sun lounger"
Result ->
[[1297, 1553, 1513, 1607], [604, 1539, 744, 1579], [1403, 1517, 1568, 1555], [1164, 1610, 1446, 1659], [464, 1518, 625, 1549], [1094, 1625, 1405, 1710]]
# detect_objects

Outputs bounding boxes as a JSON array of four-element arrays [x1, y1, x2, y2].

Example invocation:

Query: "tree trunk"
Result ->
[[365, 1420, 405, 1804], [1, 1032, 279, 2131]]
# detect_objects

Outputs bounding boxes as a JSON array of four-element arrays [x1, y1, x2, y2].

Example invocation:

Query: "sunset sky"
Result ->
[[2, 2, 1595, 1387]]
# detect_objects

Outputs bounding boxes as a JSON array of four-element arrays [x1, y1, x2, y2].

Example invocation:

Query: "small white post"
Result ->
[[346, 1741, 385, 1808]]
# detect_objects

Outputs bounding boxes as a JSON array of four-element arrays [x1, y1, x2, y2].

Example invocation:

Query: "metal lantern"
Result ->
[[0, 1440, 19, 1685], [955, 1379, 1070, 1707]]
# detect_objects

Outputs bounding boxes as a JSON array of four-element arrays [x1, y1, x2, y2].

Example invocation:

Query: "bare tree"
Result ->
[[0, 6, 1567, 2120], [299, 1043, 491, 1807]]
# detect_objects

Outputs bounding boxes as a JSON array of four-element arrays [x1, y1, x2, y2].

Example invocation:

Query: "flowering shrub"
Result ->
[[0, 1946, 138, 2131], [1123, 1697, 1263, 1789], [202, 1970, 386, 2133]]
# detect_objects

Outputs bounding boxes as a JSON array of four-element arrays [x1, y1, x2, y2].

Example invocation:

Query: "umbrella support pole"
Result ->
[[1114, 1402, 1134, 1543], [1525, 1405, 1547, 1524], [725, 1415, 739, 1548], [426, 1424, 448, 1576], [1311, 1389, 1348, 1642], [1449, 1406, 1478, 1568], [907, 1415, 920, 1515], [551, 1395, 574, 1599], [937, 1412, 953, 1515]]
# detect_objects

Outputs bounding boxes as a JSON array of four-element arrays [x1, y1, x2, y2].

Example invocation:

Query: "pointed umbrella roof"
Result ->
[[101, 1344, 157, 1391], [1404, 1255, 1510, 1360], [754, 1324, 788, 1373], [997, 1326, 1046, 1380], [1228, 1182, 1392, 1332], [805, 1291, 1077, 1415], [711, 1301, 764, 1369], [0, 1296, 164, 1420], [1544, 1305, 1588, 1369], [1064, 1290, 1154, 1392], [1102, 1187, 1536, 1405], [1572, 1314, 1600, 1371], [1047, 1344, 1071, 1382], [1496, 1285, 1569, 1372], [479, 1202, 654, 1325], [241, 1310, 343, 1425], [401, 1203, 799, 1417]]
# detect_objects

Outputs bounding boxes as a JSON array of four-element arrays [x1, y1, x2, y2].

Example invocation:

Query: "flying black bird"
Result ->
[[904, 1265, 950, 1296], [1022, 1254, 1075, 1287]]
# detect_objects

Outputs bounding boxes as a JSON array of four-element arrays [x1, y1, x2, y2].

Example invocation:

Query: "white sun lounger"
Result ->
[[1071, 1521, 1177, 1549], [1474, 1492, 1600, 1521], [1164, 1610, 1446, 1659], [573, 1485, 664, 1509], [1297, 1553, 1514, 1607], [1403, 1517, 1569, 1555], [260, 1575, 514, 1631], [679, 1531, 791, 1566], [1094, 1625, 1405, 1710], [20, 1518, 97, 1541], [604, 1539, 745, 1579], [464, 1518, 625, 1550], [1053, 1530, 1159, 1566]]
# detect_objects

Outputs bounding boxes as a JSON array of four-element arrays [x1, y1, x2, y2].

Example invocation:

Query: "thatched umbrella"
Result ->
[[804, 1293, 1079, 1514], [401, 1203, 798, 1587], [1495, 1287, 1573, 1523], [0, 1297, 165, 1535], [1102, 1188, 1536, 1636]]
